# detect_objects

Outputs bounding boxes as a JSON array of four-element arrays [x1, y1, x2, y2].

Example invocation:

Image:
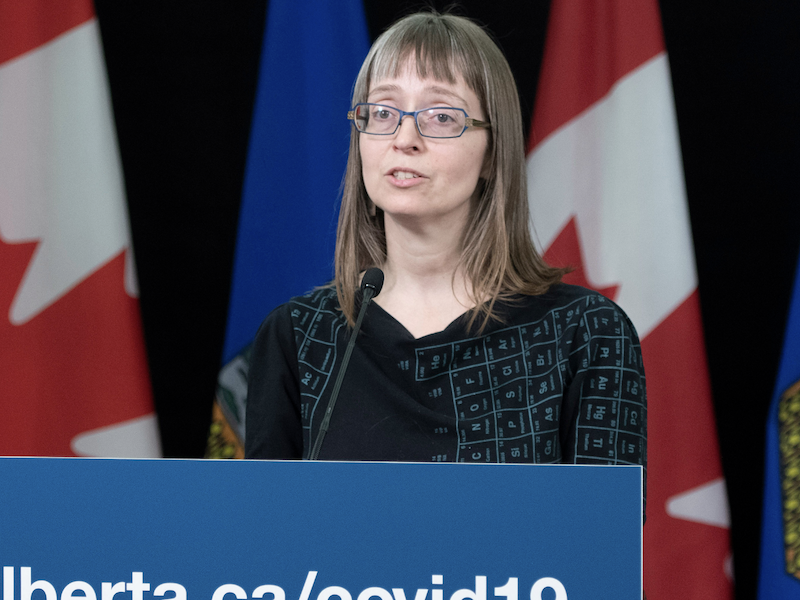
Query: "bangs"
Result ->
[[362, 13, 487, 101]]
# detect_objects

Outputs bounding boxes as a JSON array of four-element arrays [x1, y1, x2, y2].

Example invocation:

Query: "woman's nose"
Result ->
[[393, 114, 422, 150]]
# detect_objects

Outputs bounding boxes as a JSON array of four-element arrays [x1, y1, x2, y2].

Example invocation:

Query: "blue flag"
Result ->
[[759, 248, 800, 597], [223, 0, 370, 362], [205, 0, 370, 458]]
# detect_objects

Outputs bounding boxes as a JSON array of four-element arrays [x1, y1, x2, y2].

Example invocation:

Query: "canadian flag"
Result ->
[[526, 1, 732, 597], [0, 0, 160, 457]]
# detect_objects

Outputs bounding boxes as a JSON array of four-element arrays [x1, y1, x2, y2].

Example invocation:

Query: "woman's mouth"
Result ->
[[392, 171, 420, 180]]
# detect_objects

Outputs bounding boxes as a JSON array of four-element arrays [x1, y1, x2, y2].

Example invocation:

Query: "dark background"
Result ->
[[93, 2, 800, 599]]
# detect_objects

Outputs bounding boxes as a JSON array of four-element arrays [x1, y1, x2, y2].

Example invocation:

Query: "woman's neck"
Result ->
[[373, 214, 475, 338]]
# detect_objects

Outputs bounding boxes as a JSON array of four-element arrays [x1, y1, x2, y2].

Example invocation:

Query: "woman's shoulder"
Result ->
[[507, 282, 617, 316], [264, 285, 340, 319], [255, 285, 342, 337], [287, 285, 340, 312], [502, 283, 640, 339], [541, 282, 611, 303], [544, 283, 641, 339]]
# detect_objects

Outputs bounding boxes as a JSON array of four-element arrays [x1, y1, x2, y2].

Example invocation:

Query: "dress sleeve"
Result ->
[[244, 303, 304, 459], [561, 295, 647, 474]]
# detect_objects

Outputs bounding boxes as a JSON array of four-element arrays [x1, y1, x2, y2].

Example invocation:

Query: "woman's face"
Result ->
[[359, 63, 489, 230]]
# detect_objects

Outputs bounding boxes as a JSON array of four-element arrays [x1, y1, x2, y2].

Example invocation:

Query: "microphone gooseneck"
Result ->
[[309, 268, 384, 460]]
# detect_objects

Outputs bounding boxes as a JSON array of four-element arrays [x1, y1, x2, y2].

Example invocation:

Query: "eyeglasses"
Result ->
[[347, 103, 491, 138]]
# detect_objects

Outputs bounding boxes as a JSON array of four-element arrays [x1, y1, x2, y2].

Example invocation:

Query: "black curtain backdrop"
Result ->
[[93, 2, 800, 599]]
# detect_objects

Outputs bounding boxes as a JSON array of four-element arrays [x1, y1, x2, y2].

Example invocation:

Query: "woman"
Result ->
[[245, 11, 646, 470]]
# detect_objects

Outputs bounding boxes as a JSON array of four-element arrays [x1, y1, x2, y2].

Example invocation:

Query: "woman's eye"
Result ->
[[374, 109, 393, 120], [435, 112, 453, 123]]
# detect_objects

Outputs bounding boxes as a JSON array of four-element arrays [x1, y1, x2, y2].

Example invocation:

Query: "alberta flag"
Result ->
[[526, 0, 732, 597], [205, 0, 370, 458], [758, 249, 800, 598], [0, 0, 160, 457]]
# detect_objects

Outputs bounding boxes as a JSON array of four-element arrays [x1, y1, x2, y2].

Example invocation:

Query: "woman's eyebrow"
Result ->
[[423, 85, 468, 105], [368, 83, 401, 97], [368, 83, 468, 106]]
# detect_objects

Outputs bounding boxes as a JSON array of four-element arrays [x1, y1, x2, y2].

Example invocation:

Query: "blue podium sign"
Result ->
[[0, 459, 641, 600]]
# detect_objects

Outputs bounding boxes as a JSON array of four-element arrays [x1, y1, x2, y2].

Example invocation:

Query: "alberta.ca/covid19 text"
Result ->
[[1, 569, 568, 600]]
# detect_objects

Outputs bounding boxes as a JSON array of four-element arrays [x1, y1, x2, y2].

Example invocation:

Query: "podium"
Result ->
[[0, 458, 642, 600]]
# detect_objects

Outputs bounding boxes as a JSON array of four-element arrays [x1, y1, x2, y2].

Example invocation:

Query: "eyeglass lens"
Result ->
[[354, 104, 466, 137]]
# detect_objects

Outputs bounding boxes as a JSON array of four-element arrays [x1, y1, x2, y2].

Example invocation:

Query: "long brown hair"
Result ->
[[335, 11, 565, 330]]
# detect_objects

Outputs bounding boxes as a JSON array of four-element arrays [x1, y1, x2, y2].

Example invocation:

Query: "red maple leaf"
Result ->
[[543, 216, 620, 301], [0, 235, 153, 456]]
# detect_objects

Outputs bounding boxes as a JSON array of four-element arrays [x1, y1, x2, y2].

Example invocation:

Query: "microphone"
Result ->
[[309, 268, 384, 460]]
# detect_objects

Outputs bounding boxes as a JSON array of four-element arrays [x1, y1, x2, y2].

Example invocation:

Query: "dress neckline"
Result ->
[[367, 299, 472, 342]]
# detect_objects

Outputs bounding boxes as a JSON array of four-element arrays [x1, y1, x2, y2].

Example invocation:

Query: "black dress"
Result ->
[[245, 283, 647, 474]]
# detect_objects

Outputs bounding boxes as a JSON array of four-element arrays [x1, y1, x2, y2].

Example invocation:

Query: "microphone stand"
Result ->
[[308, 268, 383, 460]]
